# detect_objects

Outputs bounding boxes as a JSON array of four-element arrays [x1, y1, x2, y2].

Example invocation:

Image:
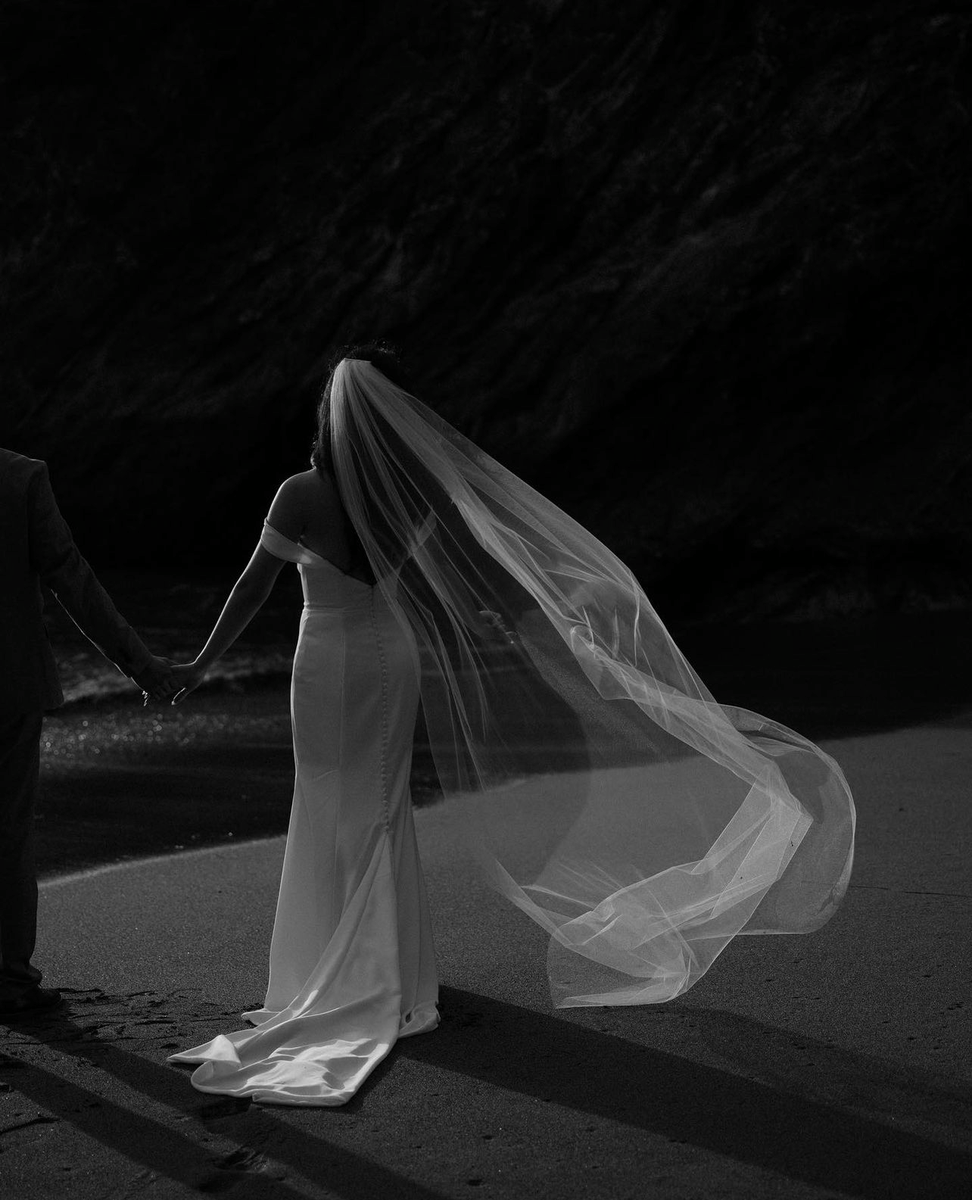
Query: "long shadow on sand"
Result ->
[[1, 1006, 446, 1200], [399, 987, 972, 1200], [4, 984, 970, 1198]]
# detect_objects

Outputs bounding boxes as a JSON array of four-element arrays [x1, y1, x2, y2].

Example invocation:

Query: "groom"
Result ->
[[0, 447, 176, 1019]]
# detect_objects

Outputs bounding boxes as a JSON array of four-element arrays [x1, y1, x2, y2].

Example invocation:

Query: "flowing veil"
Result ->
[[329, 358, 855, 1007]]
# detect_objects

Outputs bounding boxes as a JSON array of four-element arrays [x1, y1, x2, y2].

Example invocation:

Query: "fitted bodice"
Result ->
[[260, 522, 379, 608]]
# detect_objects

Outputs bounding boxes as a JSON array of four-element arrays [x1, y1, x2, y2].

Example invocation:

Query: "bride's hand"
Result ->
[[169, 662, 207, 705]]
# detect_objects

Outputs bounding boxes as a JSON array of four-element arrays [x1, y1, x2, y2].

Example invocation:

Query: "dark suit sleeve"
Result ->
[[26, 463, 155, 680]]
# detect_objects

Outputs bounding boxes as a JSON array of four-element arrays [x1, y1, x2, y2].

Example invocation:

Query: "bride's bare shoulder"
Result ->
[[276, 469, 337, 500]]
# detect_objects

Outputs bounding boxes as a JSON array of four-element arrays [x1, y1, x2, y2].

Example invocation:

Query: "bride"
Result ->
[[166, 344, 855, 1107]]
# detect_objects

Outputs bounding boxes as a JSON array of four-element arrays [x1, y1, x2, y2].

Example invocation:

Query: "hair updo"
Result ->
[[310, 340, 410, 477]]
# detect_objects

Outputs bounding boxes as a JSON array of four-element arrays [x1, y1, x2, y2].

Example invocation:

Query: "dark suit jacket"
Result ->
[[0, 448, 154, 715]]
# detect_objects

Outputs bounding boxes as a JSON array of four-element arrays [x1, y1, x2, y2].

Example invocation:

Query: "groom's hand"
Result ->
[[135, 656, 178, 704]]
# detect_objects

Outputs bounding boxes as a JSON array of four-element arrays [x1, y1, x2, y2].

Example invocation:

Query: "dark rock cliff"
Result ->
[[3, 0, 970, 618]]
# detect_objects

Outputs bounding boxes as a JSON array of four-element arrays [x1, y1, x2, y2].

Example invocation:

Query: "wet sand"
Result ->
[[37, 685, 295, 879], [37, 610, 970, 879], [37, 682, 443, 880]]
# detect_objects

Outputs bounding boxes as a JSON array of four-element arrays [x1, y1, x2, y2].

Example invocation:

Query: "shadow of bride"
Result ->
[[398, 986, 972, 1199], [1, 1003, 446, 1200]]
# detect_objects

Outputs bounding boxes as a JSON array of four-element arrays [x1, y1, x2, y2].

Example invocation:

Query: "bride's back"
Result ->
[[268, 469, 375, 584]]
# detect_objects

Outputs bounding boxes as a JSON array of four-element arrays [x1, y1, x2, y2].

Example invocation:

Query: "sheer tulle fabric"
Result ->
[[330, 359, 856, 1006]]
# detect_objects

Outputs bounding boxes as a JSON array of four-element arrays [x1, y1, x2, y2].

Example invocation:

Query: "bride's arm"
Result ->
[[171, 543, 285, 703]]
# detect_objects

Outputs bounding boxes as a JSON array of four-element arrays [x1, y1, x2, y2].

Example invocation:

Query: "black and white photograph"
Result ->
[[1, 2, 969, 1197]]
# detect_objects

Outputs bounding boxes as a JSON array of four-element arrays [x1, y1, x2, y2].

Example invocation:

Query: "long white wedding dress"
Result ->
[[168, 523, 439, 1105]]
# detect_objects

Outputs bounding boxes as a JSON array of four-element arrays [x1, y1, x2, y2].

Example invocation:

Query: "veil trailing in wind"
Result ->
[[329, 358, 855, 1007]]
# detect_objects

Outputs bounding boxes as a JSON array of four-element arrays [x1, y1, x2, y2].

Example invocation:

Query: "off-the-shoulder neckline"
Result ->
[[263, 521, 374, 586]]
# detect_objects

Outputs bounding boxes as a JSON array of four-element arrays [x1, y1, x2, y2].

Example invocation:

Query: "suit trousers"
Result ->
[[0, 711, 44, 996]]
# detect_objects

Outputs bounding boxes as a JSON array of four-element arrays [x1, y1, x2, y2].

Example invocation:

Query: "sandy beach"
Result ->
[[1, 610, 968, 1198], [1, 700, 969, 1198]]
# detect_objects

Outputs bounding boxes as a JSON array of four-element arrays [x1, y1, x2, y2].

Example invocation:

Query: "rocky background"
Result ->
[[3, 0, 970, 620]]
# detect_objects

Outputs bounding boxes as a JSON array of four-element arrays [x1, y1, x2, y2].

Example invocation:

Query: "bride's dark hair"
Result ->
[[311, 340, 410, 477]]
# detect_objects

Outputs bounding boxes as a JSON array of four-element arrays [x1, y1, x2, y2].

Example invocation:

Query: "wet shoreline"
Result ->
[[38, 595, 971, 880], [38, 679, 445, 880]]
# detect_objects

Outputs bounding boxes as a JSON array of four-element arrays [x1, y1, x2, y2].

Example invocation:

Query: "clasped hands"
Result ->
[[136, 657, 207, 706]]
